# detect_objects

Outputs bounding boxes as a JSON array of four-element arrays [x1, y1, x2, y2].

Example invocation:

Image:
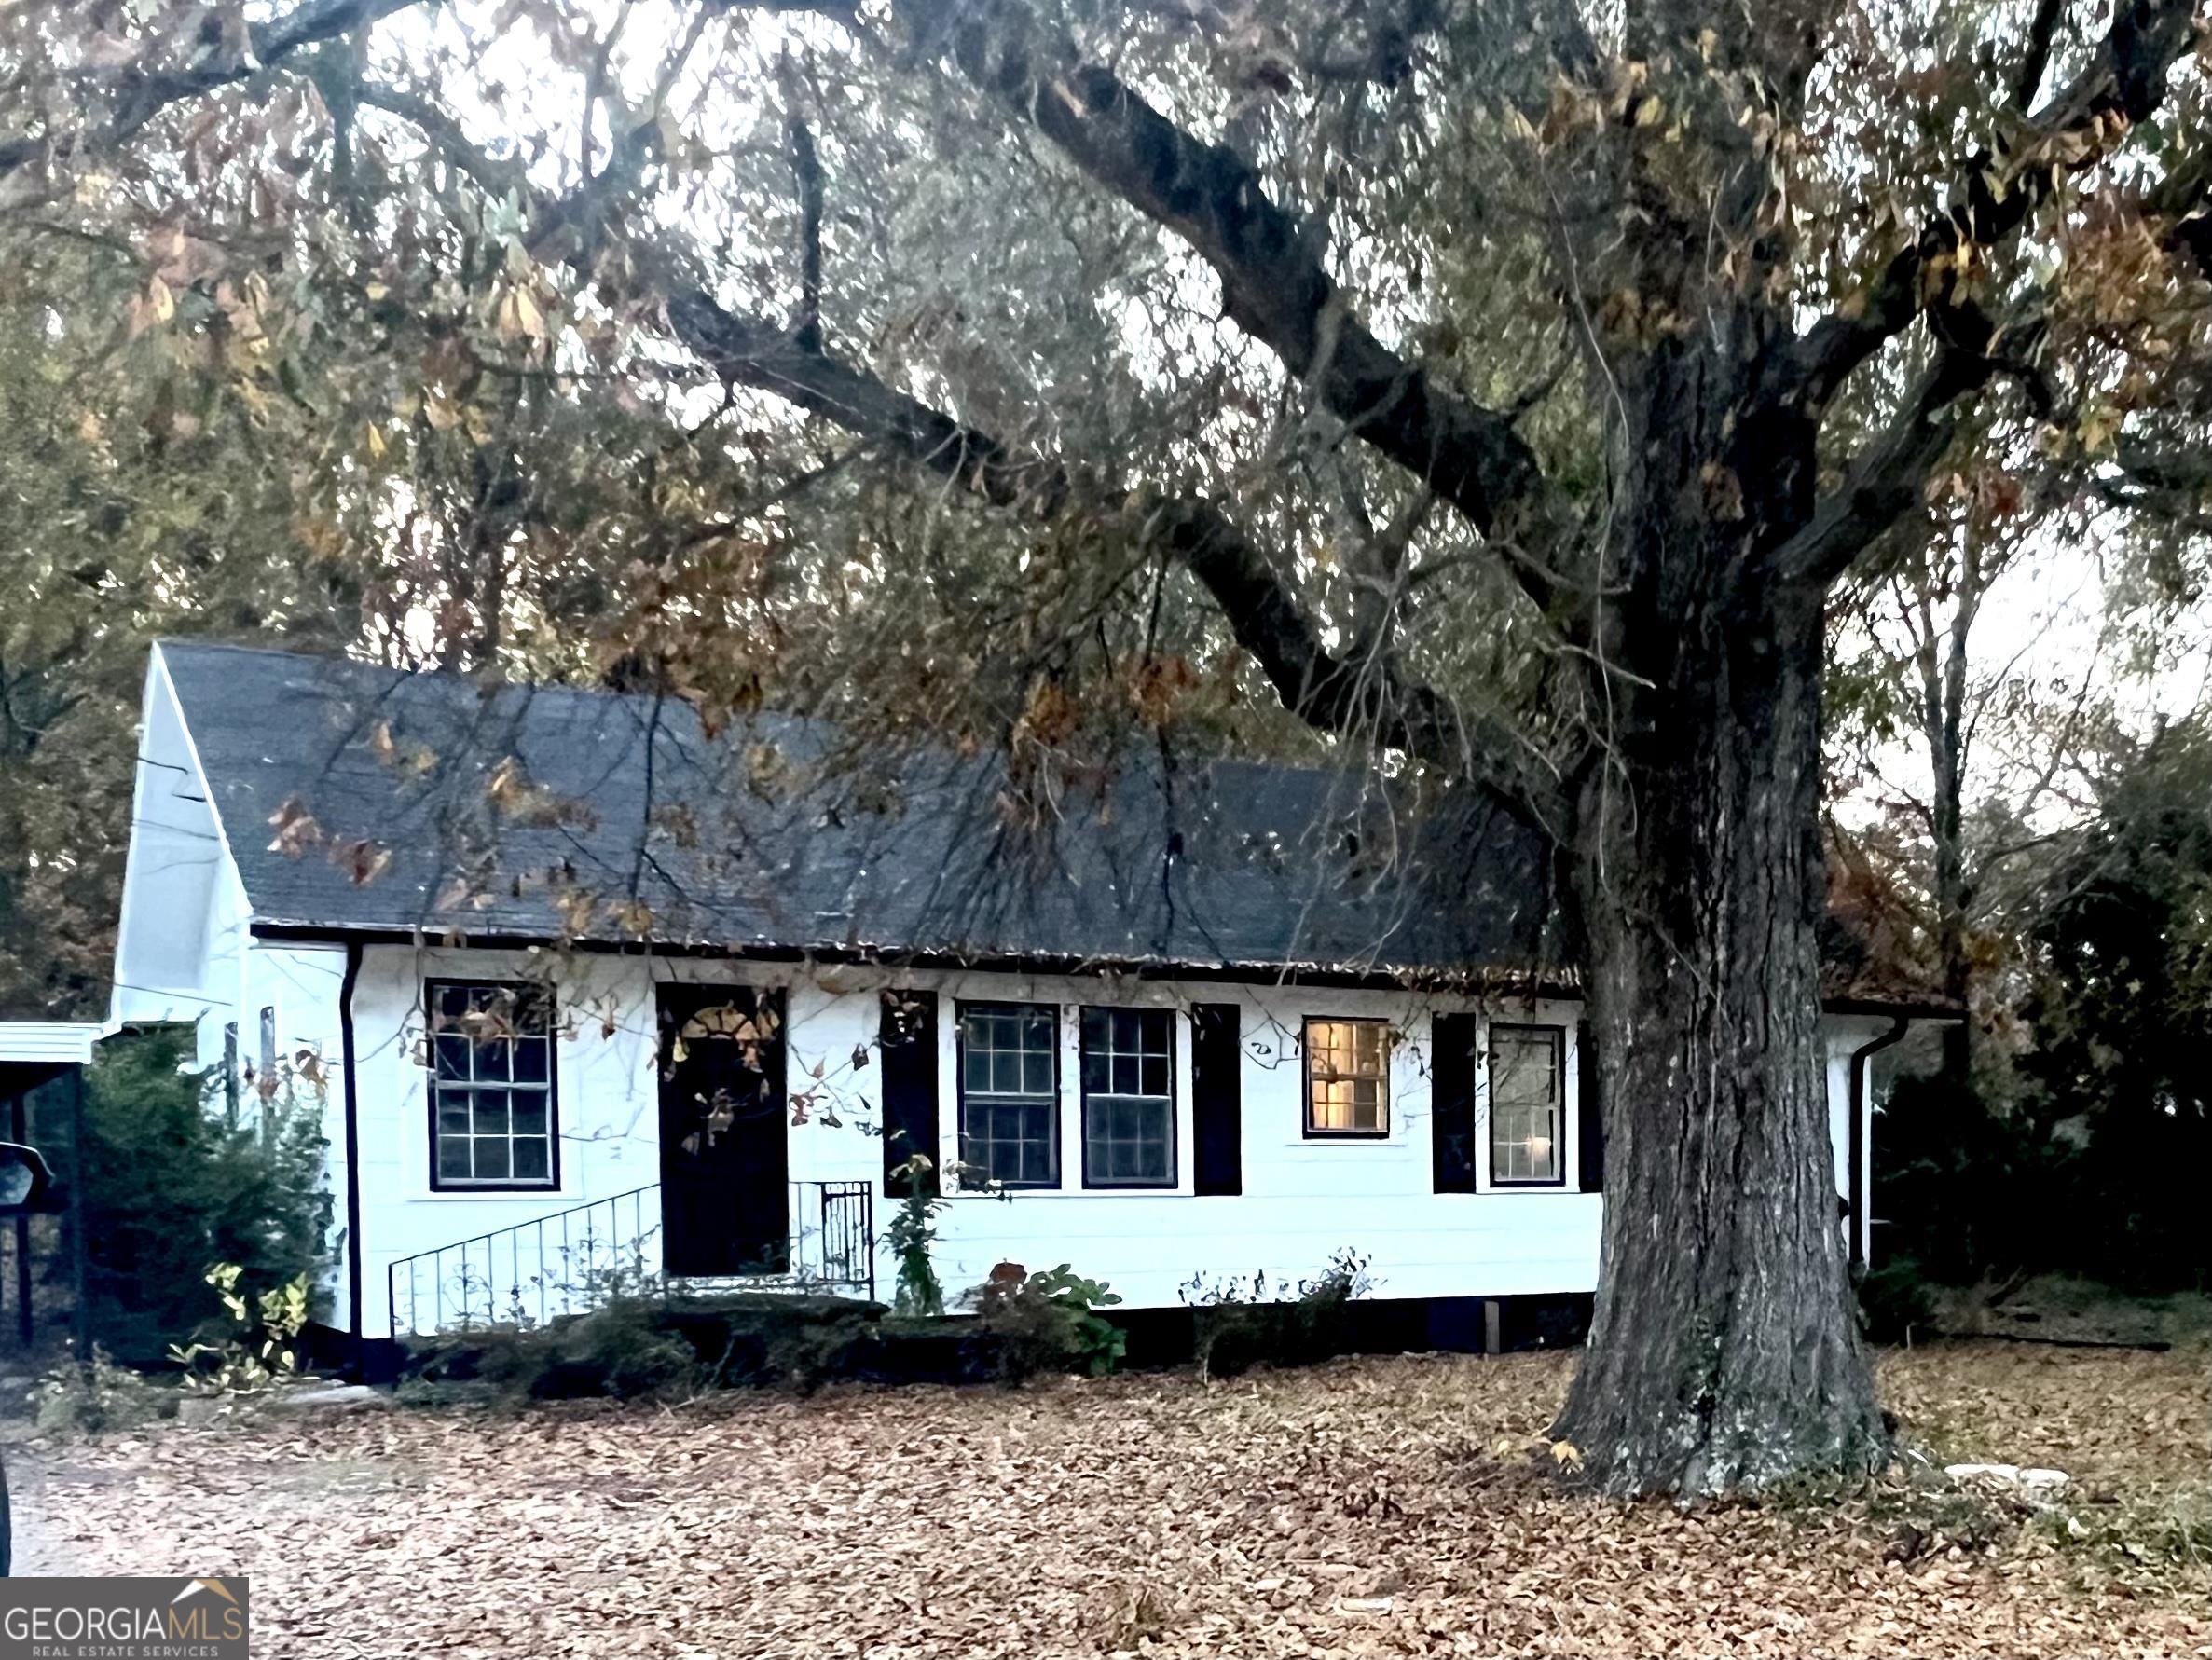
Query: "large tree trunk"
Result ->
[[1552, 568, 1887, 1496]]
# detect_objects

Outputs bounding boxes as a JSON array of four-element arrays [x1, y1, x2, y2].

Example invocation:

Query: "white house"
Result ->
[[111, 640, 1934, 1369]]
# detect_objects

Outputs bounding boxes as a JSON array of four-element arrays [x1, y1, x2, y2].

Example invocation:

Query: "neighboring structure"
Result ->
[[111, 641, 1937, 1366], [0, 1022, 103, 1348]]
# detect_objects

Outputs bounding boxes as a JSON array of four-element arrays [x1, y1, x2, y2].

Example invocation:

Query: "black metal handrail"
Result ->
[[386, 1179, 875, 1338]]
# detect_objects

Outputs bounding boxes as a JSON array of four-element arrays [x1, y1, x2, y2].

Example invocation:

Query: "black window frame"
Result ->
[[424, 978, 561, 1193], [1301, 1016, 1392, 1139], [1486, 1022, 1568, 1189], [954, 999, 1062, 1189], [1078, 1007, 1178, 1189]]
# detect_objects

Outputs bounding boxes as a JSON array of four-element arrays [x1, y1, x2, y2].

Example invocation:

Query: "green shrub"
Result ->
[[42, 1029, 332, 1366], [1857, 1255, 1938, 1344], [968, 1262, 1125, 1379], [31, 1349, 171, 1437], [1183, 1249, 1374, 1379]]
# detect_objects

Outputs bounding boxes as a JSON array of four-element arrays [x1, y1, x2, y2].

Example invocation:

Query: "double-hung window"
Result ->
[[428, 981, 557, 1188], [957, 1001, 1059, 1187], [1488, 1023, 1565, 1186], [1079, 1008, 1175, 1187], [1304, 1018, 1389, 1136]]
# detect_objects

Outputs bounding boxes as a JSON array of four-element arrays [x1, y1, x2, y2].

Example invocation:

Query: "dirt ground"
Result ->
[[10, 1342, 2208, 1658]]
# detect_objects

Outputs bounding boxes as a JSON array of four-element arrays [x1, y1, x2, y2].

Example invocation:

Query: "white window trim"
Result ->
[[937, 980, 1196, 1198], [1472, 1013, 1580, 1194]]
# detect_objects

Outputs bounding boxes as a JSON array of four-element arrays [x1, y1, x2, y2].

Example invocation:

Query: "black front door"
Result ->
[[656, 985, 789, 1277]]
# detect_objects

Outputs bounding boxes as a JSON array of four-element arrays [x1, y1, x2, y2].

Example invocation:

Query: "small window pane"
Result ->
[[436, 1137, 472, 1180], [511, 1095, 548, 1137], [472, 1092, 509, 1136], [433, 1035, 472, 1081], [474, 1138, 511, 1180], [472, 1036, 510, 1082], [511, 1138, 550, 1181], [512, 1037, 549, 1084]]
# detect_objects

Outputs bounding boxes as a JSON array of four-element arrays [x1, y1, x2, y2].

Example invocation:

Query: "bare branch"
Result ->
[[783, 104, 826, 354], [668, 291, 1558, 817], [354, 67, 1568, 828], [2012, 0, 2069, 110], [0, 0, 430, 182], [889, 0, 1580, 616]]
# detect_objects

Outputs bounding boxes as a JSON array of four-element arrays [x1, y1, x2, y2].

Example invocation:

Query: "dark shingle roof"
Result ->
[[160, 640, 1559, 981]]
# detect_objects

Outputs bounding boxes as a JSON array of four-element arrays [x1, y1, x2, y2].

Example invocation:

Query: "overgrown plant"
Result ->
[[884, 1153, 947, 1317], [969, 1262, 1126, 1379], [30, 1348, 169, 1437], [48, 1029, 332, 1366], [1182, 1249, 1376, 1379], [168, 1263, 311, 1394]]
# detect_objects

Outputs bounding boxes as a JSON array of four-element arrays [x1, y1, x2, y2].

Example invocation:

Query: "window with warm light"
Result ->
[[1488, 1023, 1564, 1186], [1303, 1018, 1389, 1136]]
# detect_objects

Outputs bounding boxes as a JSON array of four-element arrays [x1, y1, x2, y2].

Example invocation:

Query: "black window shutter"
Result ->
[[1577, 1018, 1604, 1193], [1431, 1011, 1477, 1193], [1191, 1002, 1243, 1196], [880, 990, 939, 1195]]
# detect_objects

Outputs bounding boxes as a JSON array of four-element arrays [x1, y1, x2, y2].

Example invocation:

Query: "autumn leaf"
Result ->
[[266, 797, 323, 857]]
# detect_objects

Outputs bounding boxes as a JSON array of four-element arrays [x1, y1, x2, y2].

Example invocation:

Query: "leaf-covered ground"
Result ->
[[12, 1342, 2208, 1658]]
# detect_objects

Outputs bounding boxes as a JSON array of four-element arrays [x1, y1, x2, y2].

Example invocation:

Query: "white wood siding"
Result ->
[[313, 947, 1877, 1338]]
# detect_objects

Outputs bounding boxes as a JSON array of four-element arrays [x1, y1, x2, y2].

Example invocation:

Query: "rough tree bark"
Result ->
[[1558, 586, 1881, 1493]]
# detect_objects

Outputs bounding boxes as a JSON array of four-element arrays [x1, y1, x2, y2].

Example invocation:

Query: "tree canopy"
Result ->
[[4, 0, 2209, 1494]]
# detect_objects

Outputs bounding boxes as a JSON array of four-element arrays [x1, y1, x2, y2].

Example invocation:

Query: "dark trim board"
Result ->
[[249, 919, 1951, 1021], [1108, 1293, 1596, 1367], [338, 943, 364, 1369], [246, 922, 1595, 1002]]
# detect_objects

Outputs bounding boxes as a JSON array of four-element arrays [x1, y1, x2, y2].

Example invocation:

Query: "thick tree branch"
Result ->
[[1772, 352, 1999, 588], [0, 0, 428, 181], [667, 291, 1559, 819], [785, 110, 825, 353], [2012, 0, 2069, 110], [1772, 0, 2200, 420], [360, 68, 1567, 829], [890, 0, 1580, 618]]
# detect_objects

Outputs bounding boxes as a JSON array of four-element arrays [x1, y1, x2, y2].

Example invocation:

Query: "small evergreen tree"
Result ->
[[38, 1028, 332, 1365]]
